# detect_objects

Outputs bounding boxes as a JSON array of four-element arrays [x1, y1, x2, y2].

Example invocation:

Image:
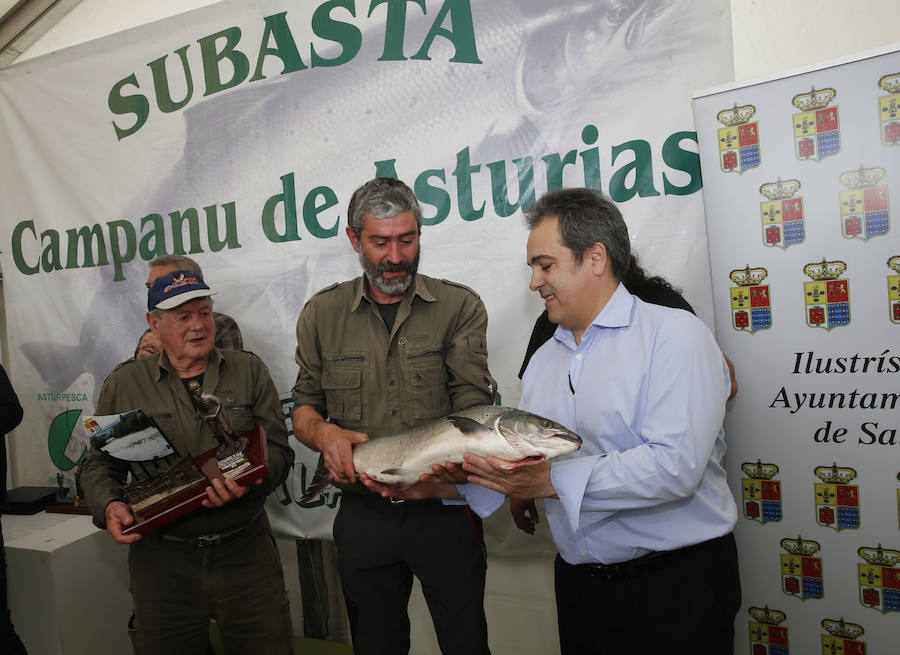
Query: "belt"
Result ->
[[574, 533, 731, 582], [158, 510, 261, 548]]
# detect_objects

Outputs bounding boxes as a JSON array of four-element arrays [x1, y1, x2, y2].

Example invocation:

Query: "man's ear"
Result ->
[[586, 242, 609, 277], [147, 311, 159, 334], [346, 226, 360, 253]]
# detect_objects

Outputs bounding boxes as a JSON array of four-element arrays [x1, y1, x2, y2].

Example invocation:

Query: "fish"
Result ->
[[299, 405, 582, 502]]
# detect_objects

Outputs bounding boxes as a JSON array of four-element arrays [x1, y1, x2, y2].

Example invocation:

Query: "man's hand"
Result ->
[[104, 501, 142, 544], [359, 473, 461, 501], [510, 497, 539, 535], [201, 476, 257, 508], [292, 406, 368, 484], [136, 331, 162, 358], [419, 461, 468, 485], [463, 454, 557, 499]]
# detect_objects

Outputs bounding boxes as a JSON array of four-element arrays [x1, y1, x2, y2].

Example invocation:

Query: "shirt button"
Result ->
[[388, 380, 395, 386], [391, 409, 399, 416], [576, 354, 583, 360]]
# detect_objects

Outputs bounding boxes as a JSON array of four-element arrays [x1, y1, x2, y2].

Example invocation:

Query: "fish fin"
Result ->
[[447, 415, 492, 436], [380, 468, 402, 476], [298, 464, 333, 504]]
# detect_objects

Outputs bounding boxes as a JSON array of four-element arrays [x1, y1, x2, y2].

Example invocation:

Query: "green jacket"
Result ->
[[81, 348, 292, 538], [292, 273, 497, 438]]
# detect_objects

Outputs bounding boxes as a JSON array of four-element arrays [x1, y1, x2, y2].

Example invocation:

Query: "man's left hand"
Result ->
[[463, 455, 557, 499], [201, 476, 260, 507]]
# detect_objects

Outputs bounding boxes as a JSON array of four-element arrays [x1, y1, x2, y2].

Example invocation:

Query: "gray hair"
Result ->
[[149, 255, 203, 276], [524, 188, 631, 279], [347, 178, 422, 239]]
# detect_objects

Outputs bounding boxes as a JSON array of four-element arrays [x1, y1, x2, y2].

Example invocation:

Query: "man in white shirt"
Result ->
[[461, 188, 740, 654]]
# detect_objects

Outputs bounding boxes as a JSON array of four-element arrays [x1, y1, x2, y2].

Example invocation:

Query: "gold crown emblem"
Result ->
[[717, 103, 756, 126], [879, 72, 900, 95], [840, 165, 886, 189], [781, 535, 820, 556], [792, 87, 837, 111], [729, 265, 768, 286], [888, 255, 900, 274], [821, 618, 864, 639], [742, 460, 779, 479], [814, 463, 857, 483], [803, 259, 847, 281], [759, 178, 800, 200], [749, 606, 786, 625], [858, 544, 900, 567]]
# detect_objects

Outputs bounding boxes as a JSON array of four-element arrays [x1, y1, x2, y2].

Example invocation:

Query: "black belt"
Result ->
[[158, 510, 261, 548], [573, 533, 731, 581]]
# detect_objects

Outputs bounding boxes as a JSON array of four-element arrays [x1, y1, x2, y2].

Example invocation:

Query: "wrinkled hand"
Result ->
[[419, 461, 468, 485], [319, 426, 369, 485], [463, 454, 557, 499], [201, 476, 255, 508], [136, 331, 162, 358], [104, 501, 142, 544], [510, 497, 539, 535]]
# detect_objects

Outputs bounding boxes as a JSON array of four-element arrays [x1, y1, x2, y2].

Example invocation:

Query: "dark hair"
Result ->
[[347, 178, 422, 238], [524, 188, 630, 279]]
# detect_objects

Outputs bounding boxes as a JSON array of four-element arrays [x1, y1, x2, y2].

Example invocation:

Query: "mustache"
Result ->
[[378, 260, 414, 274]]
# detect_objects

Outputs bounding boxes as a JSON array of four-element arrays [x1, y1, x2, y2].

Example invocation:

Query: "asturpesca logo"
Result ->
[[163, 273, 199, 293]]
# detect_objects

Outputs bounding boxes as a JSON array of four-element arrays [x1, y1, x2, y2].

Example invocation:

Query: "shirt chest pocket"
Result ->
[[322, 361, 363, 421], [222, 405, 255, 434], [406, 348, 451, 420]]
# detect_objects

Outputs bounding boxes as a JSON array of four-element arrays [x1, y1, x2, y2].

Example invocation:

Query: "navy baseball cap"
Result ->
[[147, 269, 218, 311]]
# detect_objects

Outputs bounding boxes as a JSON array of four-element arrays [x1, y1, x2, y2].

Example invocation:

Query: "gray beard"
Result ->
[[359, 247, 420, 297]]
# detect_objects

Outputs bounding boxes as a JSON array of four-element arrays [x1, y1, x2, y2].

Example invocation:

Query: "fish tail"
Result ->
[[298, 464, 333, 504]]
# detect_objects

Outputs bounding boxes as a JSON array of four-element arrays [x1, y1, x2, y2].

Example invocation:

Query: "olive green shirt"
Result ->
[[292, 274, 497, 438], [81, 348, 292, 538]]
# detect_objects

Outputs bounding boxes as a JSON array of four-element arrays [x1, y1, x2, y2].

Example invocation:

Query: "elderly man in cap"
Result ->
[[80, 270, 295, 655]]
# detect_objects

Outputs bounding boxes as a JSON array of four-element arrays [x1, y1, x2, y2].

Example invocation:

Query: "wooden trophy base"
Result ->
[[122, 427, 268, 535]]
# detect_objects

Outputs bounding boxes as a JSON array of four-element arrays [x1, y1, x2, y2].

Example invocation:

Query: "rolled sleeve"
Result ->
[[445, 294, 496, 410], [291, 301, 326, 413]]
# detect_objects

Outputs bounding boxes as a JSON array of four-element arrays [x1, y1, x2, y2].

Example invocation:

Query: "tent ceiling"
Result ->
[[0, 0, 81, 68]]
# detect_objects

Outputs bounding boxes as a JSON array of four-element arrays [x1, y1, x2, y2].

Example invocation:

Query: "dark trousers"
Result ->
[[333, 495, 491, 655], [555, 533, 741, 655], [129, 512, 293, 655]]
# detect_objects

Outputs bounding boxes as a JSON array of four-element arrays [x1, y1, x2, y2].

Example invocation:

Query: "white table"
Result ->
[[3, 512, 132, 655]]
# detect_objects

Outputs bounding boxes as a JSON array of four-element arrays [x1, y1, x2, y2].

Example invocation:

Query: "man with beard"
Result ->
[[291, 177, 497, 655]]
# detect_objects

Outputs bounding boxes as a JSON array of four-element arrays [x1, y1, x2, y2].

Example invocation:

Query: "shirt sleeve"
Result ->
[[444, 292, 497, 410], [554, 314, 730, 533], [246, 355, 293, 499], [291, 300, 326, 413], [454, 483, 506, 517]]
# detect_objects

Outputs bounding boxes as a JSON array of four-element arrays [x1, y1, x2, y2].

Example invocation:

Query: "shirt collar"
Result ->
[[552, 282, 634, 348], [350, 273, 436, 312], [151, 347, 221, 382]]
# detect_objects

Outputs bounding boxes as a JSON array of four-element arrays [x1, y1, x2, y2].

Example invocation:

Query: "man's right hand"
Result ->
[[136, 331, 162, 358], [104, 501, 142, 544], [317, 424, 369, 485]]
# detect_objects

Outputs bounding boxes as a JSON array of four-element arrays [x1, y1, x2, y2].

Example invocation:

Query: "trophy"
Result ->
[[84, 389, 269, 535]]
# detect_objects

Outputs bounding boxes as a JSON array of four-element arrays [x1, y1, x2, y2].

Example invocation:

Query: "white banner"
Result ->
[[1, 0, 732, 547], [695, 45, 900, 655]]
